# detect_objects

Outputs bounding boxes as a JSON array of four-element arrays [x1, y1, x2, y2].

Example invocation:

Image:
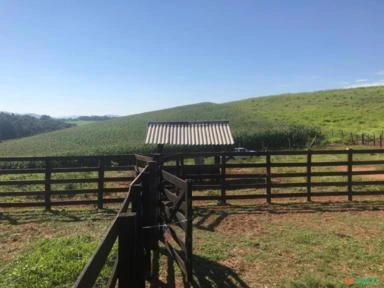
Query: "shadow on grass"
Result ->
[[193, 200, 384, 231], [0, 207, 117, 225], [150, 247, 249, 288]]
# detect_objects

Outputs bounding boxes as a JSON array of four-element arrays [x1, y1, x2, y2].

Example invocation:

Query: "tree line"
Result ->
[[0, 113, 73, 141]]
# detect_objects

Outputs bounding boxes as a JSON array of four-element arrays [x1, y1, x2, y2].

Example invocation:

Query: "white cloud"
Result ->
[[355, 79, 368, 83], [345, 80, 384, 89], [377, 70, 384, 76]]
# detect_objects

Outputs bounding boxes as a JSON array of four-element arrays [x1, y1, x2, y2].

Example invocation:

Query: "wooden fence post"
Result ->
[[45, 158, 51, 210], [219, 155, 226, 205], [141, 160, 160, 279], [266, 151, 272, 204], [184, 179, 193, 287], [118, 212, 144, 288], [347, 149, 353, 201], [176, 156, 181, 178], [180, 156, 185, 179], [131, 184, 142, 213], [306, 149, 312, 202], [98, 157, 105, 209]]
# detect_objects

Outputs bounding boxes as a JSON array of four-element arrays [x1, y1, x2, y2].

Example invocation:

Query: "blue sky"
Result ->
[[0, 0, 383, 117]]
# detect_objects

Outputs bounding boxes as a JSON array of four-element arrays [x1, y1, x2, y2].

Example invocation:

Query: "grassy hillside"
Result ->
[[0, 86, 383, 156]]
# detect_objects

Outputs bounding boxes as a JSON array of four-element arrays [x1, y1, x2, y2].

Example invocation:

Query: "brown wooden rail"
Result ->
[[0, 155, 136, 209], [161, 149, 384, 203]]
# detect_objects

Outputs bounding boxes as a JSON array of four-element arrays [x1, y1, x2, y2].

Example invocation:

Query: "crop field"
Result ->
[[1, 86, 384, 156]]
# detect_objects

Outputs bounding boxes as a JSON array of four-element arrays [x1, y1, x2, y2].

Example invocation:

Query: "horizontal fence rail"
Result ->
[[160, 149, 384, 203], [0, 155, 136, 209]]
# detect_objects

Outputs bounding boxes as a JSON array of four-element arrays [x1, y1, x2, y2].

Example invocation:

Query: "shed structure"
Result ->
[[145, 121, 234, 152]]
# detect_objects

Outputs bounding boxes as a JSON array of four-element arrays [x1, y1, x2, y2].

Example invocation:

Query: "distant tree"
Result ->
[[0, 112, 73, 141]]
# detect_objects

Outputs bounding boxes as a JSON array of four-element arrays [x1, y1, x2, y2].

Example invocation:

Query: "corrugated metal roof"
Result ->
[[145, 121, 234, 145]]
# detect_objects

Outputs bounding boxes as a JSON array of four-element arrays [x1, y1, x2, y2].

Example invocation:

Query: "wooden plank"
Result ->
[[266, 152, 272, 204], [163, 187, 178, 204], [135, 154, 154, 163], [106, 257, 118, 288], [51, 167, 99, 173], [0, 179, 45, 186], [162, 170, 187, 188], [220, 155, 226, 205], [225, 173, 266, 179], [0, 168, 45, 174], [117, 213, 144, 288], [0, 201, 46, 208], [351, 180, 384, 186], [98, 158, 105, 209], [184, 179, 193, 287], [162, 240, 187, 276], [45, 159, 52, 210], [348, 149, 353, 201], [306, 150, 312, 201], [49, 178, 99, 184], [225, 163, 266, 168], [191, 190, 384, 201], [0, 191, 45, 197], [352, 170, 384, 175], [175, 211, 187, 230], [352, 160, 384, 165], [164, 225, 187, 252]]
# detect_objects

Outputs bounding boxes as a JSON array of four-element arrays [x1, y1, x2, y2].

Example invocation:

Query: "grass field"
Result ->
[[1, 86, 384, 156], [1, 150, 384, 287], [1, 202, 384, 287]]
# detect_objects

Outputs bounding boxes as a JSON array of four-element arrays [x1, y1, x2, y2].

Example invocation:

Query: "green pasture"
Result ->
[[1, 86, 384, 156]]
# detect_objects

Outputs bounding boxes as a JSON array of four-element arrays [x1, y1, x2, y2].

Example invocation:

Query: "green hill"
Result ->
[[1, 86, 384, 156]]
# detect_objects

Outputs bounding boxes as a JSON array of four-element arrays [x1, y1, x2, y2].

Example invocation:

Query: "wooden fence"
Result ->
[[74, 163, 148, 288], [160, 170, 192, 285], [161, 149, 384, 204], [330, 129, 384, 147], [0, 155, 136, 208], [74, 156, 193, 287]]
